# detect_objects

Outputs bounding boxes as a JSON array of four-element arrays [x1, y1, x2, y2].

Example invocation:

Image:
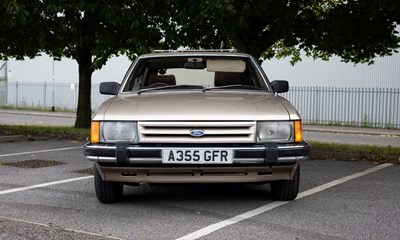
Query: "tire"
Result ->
[[94, 165, 123, 203], [270, 165, 300, 201]]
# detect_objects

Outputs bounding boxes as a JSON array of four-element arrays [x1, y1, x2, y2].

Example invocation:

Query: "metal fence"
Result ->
[[0, 80, 6, 105], [3, 82, 111, 111], [281, 86, 400, 128], [1, 82, 399, 128]]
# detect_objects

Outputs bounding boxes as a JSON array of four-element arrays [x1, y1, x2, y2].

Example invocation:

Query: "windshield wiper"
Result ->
[[202, 85, 265, 92], [136, 85, 203, 94]]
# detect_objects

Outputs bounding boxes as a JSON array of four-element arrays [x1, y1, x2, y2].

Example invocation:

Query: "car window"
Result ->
[[122, 56, 267, 92]]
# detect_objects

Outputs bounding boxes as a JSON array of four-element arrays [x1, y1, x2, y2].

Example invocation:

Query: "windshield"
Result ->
[[121, 55, 269, 93]]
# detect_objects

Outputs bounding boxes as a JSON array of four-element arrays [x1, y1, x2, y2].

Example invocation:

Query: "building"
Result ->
[[1, 51, 399, 88]]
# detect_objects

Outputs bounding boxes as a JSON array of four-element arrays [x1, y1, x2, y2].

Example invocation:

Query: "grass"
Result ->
[[0, 161, 11, 166], [308, 141, 400, 163], [304, 121, 400, 130], [49, 160, 63, 164], [0, 105, 76, 113], [0, 125, 89, 140], [309, 141, 400, 155]]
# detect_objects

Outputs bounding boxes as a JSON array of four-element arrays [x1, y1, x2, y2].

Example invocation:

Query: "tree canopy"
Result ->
[[1, 0, 399, 128], [168, 0, 400, 64], [1, 0, 170, 128]]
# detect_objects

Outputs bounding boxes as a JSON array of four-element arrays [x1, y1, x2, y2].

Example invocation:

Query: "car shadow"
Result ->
[[120, 183, 274, 203]]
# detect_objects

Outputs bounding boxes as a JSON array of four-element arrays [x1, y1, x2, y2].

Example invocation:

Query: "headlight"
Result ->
[[257, 121, 294, 142], [101, 122, 138, 142]]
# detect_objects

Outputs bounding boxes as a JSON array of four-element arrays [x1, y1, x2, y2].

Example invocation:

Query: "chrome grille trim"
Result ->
[[138, 121, 256, 143]]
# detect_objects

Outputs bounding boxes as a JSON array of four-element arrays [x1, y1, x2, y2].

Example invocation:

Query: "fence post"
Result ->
[[74, 83, 77, 111], [15, 81, 18, 108], [315, 86, 320, 124], [43, 82, 47, 108], [373, 87, 379, 127]]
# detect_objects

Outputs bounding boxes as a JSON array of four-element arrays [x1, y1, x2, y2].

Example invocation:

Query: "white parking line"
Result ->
[[0, 176, 93, 195], [0, 146, 83, 158], [176, 163, 393, 240]]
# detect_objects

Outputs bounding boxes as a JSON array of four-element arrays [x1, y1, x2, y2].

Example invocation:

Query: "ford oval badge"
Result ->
[[190, 129, 205, 137]]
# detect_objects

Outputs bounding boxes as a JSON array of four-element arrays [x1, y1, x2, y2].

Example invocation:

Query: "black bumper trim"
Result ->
[[84, 142, 311, 165], [116, 143, 130, 164], [263, 143, 278, 165]]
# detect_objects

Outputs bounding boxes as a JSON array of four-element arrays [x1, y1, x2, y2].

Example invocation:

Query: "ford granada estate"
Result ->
[[84, 50, 310, 203]]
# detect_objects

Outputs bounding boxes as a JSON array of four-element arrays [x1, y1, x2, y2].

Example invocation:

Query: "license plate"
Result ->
[[162, 149, 233, 164]]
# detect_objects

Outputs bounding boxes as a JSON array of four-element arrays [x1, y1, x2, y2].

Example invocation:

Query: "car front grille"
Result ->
[[138, 121, 256, 143]]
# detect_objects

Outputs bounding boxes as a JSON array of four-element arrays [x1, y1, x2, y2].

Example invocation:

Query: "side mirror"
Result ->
[[100, 82, 120, 95], [270, 80, 289, 93]]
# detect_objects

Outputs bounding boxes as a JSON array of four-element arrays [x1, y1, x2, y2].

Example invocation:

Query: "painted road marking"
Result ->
[[0, 146, 83, 158], [0, 176, 93, 195], [176, 163, 393, 240]]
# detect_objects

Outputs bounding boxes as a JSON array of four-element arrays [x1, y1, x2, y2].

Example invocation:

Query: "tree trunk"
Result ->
[[74, 53, 93, 128], [229, 33, 248, 54]]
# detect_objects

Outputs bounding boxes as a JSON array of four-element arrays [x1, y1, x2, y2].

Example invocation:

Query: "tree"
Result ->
[[168, 0, 400, 64], [0, 1, 46, 59], [1, 0, 169, 128], [2, 0, 399, 129]]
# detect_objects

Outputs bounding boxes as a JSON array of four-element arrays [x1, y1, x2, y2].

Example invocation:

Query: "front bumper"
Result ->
[[84, 142, 310, 165], [85, 142, 310, 183]]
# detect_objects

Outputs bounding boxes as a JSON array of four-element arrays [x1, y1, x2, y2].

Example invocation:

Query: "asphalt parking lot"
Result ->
[[0, 139, 399, 240]]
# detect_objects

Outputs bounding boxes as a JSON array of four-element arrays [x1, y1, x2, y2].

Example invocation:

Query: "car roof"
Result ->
[[138, 51, 255, 60]]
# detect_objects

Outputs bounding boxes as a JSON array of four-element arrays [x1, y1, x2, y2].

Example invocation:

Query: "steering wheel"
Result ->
[[149, 82, 169, 87]]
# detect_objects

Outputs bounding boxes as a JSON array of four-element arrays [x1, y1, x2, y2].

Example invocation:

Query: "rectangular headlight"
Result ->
[[257, 121, 294, 142], [101, 122, 138, 142]]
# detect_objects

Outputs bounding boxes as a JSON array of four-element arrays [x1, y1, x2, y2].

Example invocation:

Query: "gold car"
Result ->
[[84, 51, 310, 203]]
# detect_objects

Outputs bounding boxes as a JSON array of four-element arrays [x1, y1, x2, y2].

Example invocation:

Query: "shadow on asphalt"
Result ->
[[120, 183, 274, 203]]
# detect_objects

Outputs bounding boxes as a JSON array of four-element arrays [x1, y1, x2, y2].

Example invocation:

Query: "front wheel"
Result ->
[[94, 165, 123, 203], [270, 165, 300, 201]]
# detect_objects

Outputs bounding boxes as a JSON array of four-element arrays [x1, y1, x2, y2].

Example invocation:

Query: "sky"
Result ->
[[1, 51, 399, 88]]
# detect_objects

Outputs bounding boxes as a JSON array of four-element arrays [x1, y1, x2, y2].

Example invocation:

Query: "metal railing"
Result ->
[[2, 82, 111, 111], [281, 86, 400, 128], [1, 82, 399, 128]]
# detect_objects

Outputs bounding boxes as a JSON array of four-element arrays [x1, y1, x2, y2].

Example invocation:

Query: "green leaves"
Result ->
[[1, 0, 399, 64], [0, 0, 172, 128], [169, 0, 400, 63], [0, 0, 168, 66], [1, 0, 399, 126]]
